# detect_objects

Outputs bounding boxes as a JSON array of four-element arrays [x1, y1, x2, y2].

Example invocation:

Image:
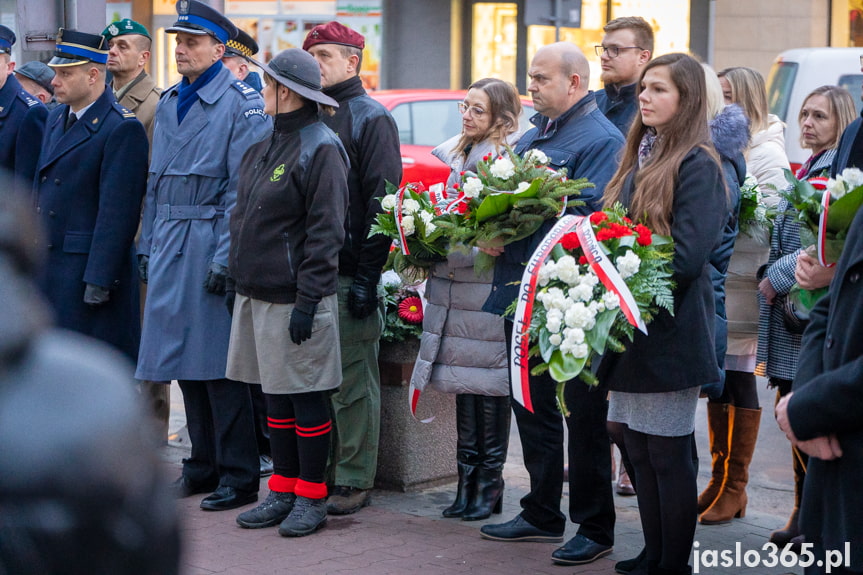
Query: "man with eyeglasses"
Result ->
[[479, 42, 624, 567], [594, 16, 653, 135]]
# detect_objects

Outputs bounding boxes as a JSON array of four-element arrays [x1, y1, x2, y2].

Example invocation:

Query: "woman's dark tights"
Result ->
[[710, 369, 759, 409], [624, 425, 697, 571]]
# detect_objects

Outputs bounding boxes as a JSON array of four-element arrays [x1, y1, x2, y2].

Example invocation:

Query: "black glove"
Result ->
[[203, 261, 229, 295], [138, 254, 149, 283], [347, 279, 379, 319], [83, 283, 111, 306], [289, 306, 316, 345]]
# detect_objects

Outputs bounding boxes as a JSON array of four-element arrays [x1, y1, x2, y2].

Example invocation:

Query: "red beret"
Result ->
[[302, 21, 364, 51]]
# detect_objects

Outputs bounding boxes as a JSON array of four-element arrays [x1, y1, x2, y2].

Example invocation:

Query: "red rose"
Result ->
[[589, 211, 608, 224], [560, 233, 581, 251], [398, 296, 424, 324]]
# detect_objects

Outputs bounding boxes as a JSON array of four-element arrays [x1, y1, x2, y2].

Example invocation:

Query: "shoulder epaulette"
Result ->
[[112, 101, 137, 118], [18, 91, 40, 108], [231, 80, 259, 99]]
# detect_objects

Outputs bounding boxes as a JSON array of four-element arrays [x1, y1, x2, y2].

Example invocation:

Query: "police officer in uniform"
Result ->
[[33, 29, 148, 361], [136, 0, 271, 511], [0, 25, 47, 184]]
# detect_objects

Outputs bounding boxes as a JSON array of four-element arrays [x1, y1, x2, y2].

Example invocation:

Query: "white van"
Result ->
[[766, 47, 863, 171]]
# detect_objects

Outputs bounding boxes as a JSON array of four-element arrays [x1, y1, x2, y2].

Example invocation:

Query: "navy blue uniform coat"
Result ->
[[33, 86, 148, 360], [0, 73, 47, 184]]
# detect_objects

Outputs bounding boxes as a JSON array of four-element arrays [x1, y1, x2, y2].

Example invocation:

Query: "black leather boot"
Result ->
[[443, 394, 479, 518], [463, 395, 510, 521]]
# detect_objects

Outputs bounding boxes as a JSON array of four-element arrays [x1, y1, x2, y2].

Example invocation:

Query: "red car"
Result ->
[[369, 89, 536, 188]]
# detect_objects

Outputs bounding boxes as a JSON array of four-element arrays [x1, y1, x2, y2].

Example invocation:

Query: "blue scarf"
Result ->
[[177, 60, 223, 124]]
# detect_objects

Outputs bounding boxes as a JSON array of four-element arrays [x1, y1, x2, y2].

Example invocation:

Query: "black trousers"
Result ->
[[178, 378, 259, 492], [505, 321, 616, 541]]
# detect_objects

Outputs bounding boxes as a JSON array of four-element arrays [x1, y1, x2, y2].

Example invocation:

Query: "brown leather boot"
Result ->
[[697, 402, 730, 514], [700, 406, 761, 524]]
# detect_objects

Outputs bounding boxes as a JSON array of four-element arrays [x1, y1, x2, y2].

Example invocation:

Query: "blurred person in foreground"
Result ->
[[411, 78, 521, 522], [0, 188, 180, 575]]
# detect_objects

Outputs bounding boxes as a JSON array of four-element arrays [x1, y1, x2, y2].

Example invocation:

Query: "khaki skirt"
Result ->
[[226, 293, 341, 394]]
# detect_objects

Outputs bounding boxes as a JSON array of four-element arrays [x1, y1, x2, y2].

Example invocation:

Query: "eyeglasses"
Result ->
[[458, 101, 486, 118], [595, 45, 643, 59]]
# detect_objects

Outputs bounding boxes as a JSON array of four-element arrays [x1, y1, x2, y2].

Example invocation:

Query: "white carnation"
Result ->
[[462, 177, 484, 198], [561, 337, 589, 359], [401, 215, 415, 236], [564, 302, 596, 330], [545, 309, 563, 333], [402, 198, 420, 214], [549, 333, 562, 347], [564, 326, 585, 344], [616, 250, 641, 279], [489, 156, 515, 179], [555, 255, 580, 285], [568, 283, 594, 302], [381, 195, 397, 211], [424, 222, 437, 236], [538, 261, 558, 286], [419, 211, 433, 224], [525, 149, 549, 165], [602, 290, 620, 310], [579, 269, 599, 288]]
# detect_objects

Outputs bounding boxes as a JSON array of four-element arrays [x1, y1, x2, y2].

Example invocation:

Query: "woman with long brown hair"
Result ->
[[599, 53, 727, 575]]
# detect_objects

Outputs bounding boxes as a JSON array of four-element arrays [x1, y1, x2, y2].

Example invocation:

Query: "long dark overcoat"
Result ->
[[789, 206, 863, 571], [0, 73, 46, 183], [33, 86, 148, 360]]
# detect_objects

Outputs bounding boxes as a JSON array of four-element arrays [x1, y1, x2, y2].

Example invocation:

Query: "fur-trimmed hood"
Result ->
[[710, 103, 749, 163]]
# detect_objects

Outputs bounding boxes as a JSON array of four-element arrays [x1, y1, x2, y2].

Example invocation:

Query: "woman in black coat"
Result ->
[[599, 53, 726, 575]]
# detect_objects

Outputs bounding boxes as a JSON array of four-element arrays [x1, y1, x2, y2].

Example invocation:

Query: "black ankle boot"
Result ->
[[443, 394, 479, 518], [462, 395, 510, 521]]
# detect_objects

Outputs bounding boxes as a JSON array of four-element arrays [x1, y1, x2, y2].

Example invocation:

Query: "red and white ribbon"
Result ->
[[574, 217, 647, 334], [407, 380, 435, 423], [816, 187, 835, 267], [510, 214, 647, 411], [394, 185, 412, 256], [510, 216, 582, 412]]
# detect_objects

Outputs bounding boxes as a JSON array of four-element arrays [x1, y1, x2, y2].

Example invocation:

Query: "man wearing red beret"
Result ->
[[303, 21, 402, 515]]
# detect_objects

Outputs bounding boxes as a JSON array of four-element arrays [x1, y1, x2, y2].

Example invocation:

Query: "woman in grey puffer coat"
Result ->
[[410, 78, 522, 521]]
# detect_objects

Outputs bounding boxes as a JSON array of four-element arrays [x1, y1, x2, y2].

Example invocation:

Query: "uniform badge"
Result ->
[[108, 24, 119, 36], [178, 0, 190, 15], [270, 164, 285, 182]]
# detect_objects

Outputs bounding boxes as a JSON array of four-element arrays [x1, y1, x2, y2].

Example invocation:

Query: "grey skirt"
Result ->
[[226, 294, 341, 395], [608, 386, 700, 437]]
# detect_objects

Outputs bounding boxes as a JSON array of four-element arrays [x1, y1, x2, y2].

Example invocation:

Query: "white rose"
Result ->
[[462, 177, 484, 198], [381, 195, 397, 211], [401, 215, 416, 236], [525, 149, 549, 165], [602, 290, 620, 310], [402, 198, 420, 214], [489, 156, 515, 179], [616, 250, 641, 279], [842, 167, 863, 190]]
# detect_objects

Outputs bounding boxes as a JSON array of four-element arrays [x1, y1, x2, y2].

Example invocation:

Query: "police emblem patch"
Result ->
[[243, 108, 265, 119]]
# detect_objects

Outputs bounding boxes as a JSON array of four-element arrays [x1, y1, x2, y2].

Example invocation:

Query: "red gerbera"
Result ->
[[560, 233, 581, 251], [398, 296, 424, 324]]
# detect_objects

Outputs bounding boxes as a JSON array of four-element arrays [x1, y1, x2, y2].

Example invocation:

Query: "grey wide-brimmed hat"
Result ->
[[252, 48, 338, 108]]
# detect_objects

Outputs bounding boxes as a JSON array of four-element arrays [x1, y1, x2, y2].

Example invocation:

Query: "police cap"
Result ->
[[0, 24, 15, 55], [225, 28, 258, 59], [48, 28, 109, 67], [167, 0, 238, 45]]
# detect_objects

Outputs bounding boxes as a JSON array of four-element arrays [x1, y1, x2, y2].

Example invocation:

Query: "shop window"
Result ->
[[472, 3, 518, 84]]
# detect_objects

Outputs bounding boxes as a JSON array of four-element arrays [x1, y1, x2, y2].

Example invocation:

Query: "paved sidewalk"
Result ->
[[161, 381, 801, 575]]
